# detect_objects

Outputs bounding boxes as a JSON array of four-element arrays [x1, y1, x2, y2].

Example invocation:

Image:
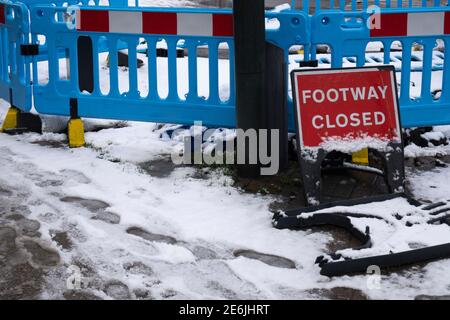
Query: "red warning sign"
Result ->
[[291, 66, 401, 148]]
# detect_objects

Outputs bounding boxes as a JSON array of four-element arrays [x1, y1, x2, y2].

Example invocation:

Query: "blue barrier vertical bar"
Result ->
[[310, 44, 317, 61], [9, 40, 16, 76], [331, 47, 342, 68], [70, 42, 79, 94], [315, 0, 321, 13], [208, 39, 219, 105], [228, 39, 235, 105], [187, 40, 199, 102], [330, 0, 335, 9], [146, 37, 158, 101], [0, 28, 5, 82], [420, 40, 433, 103], [400, 39, 412, 103], [357, 52, 365, 67], [47, 34, 58, 92], [302, 0, 310, 13], [92, 35, 101, 95], [31, 33, 39, 89], [383, 40, 391, 64], [16, 35, 23, 82], [440, 38, 450, 102], [127, 38, 139, 99], [108, 37, 119, 97], [167, 37, 178, 102]]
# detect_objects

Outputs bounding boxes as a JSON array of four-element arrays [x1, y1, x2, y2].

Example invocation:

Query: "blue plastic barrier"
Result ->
[[30, 5, 237, 127], [1, 0, 450, 131], [0, 1, 32, 111]]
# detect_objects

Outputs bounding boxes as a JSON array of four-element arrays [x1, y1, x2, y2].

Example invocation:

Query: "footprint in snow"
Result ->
[[60, 196, 110, 213], [122, 261, 154, 276], [233, 249, 297, 269], [126, 227, 177, 245], [91, 211, 121, 224], [103, 281, 131, 300], [59, 169, 91, 184]]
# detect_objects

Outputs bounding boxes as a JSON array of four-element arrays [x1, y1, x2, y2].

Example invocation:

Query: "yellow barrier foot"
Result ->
[[1, 106, 41, 134], [352, 148, 369, 166], [1, 106, 19, 132], [68, 118, 85, 148]]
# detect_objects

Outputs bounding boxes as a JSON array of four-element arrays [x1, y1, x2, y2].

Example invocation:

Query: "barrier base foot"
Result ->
[[1, 106, 42, 134], [68, 118, 85, 148], [1, 107, 20, 132]]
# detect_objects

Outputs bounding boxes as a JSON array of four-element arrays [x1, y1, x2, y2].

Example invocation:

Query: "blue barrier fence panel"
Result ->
[[2, 0, 450, 132], [30, 5, 237, 128], [0, 1, 32, 112]]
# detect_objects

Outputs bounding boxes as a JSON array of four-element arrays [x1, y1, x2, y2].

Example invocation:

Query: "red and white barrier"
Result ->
[[76, 10, 234, 37], [0, 4, 5, 25], [371, 12, 450, 37]]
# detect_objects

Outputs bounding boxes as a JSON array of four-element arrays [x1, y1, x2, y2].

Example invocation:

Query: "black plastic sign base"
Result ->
[[299, 142, 405, 205]]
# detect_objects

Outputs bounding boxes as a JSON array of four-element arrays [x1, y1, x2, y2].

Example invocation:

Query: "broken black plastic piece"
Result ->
[[280, 193, 406, 217], [320, 243, 450, 277], [422, 202, 447, 211], [428, 206, 450, 216], [273, 190, 450, 277]]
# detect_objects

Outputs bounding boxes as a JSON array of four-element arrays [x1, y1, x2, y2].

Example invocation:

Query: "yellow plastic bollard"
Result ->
[[0, 107, 19, 132], [67, 118, 85, 148], [352, 148, 369, 165]]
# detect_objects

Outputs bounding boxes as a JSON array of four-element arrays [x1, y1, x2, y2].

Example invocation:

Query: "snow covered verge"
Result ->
[[1, 96, 450, 299]]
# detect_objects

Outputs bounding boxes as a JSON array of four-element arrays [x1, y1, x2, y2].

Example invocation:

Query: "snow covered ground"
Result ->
[[2, 92, 450, 299]]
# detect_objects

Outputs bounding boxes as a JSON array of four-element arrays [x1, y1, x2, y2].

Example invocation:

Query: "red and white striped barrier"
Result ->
[[370, 12, 450, 37], [76, 10, 234, 37], [0, 4, 5, 25]]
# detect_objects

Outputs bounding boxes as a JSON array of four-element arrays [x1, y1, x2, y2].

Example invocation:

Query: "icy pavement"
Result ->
[[1, 106, 450, 299]]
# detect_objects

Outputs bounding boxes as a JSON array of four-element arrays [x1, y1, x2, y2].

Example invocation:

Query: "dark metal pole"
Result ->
[[265, 42, 289, 173], [233, 0, 266, 178]]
